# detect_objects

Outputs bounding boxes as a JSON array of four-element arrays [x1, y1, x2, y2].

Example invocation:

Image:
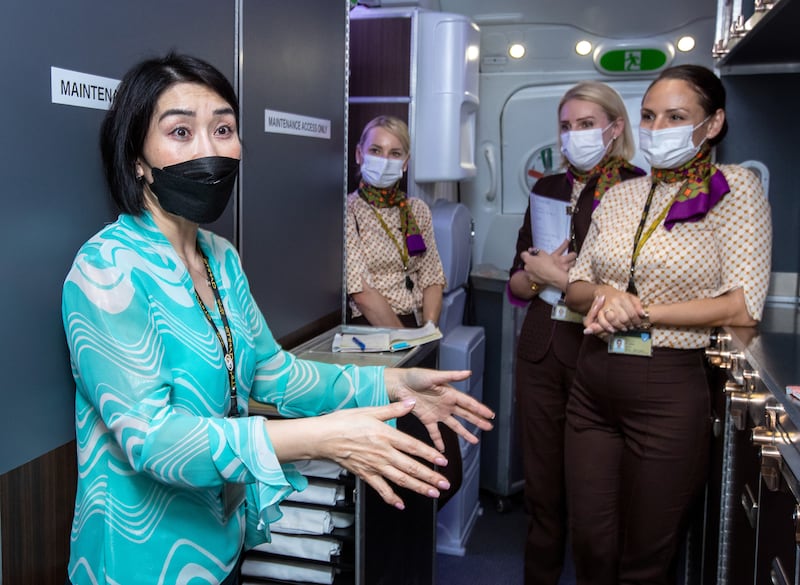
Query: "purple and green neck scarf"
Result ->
[[651, 147, 730, 230], [358, 181, 426, 256], [567, 156, 646, 210]]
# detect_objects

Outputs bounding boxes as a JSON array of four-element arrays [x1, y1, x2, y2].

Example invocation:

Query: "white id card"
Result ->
[[551, 301, 583, 324], [608, 330, 653, 357]]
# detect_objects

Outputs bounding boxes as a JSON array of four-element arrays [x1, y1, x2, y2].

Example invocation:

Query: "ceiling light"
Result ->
[[575, 40, 593, 56], [677, 36, 696, 52], [508, 43, 526, 59]]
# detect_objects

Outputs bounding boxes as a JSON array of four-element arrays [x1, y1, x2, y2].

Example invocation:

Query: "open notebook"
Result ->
[[332, 321, 442, 353]]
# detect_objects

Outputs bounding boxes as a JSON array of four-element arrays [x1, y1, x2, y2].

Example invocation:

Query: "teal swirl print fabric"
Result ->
[[62, 212, 387, 585]]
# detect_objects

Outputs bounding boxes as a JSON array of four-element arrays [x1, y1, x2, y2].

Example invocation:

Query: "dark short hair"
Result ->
[[100, 53, 239, 215], [645, 64, 728, 145]]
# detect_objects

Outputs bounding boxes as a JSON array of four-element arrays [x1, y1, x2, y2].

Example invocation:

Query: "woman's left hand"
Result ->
[[583, 292, 647, 336], [383, 368, 495, 451]]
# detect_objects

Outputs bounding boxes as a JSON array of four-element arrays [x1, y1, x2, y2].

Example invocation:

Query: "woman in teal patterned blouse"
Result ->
[[61, 53, 494, 585]]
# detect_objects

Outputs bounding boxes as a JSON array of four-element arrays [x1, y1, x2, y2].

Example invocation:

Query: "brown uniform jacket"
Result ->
[[510, 167, 643, 366]]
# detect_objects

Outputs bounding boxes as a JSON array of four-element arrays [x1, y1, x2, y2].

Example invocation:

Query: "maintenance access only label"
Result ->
[[264, 109, 331, 139], [51, 67, 120, 110]]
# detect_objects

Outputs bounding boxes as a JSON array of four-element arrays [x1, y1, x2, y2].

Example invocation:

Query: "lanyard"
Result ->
[[195, 253, 239, 418], [366, 205, 414, 291], [627, 181, 685, 294]]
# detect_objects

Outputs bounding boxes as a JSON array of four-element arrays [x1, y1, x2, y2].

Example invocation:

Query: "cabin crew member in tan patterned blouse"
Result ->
[[345, 115, 462, 510], [564, 64, 772, 585], [346, 115, 446, 329]]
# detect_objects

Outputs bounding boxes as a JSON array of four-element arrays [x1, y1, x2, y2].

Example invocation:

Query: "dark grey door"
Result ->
[[238, 0, 347, 343]]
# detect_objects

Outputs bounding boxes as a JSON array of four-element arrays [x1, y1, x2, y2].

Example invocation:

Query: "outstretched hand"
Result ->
[[310, 400, 454, 509], [383, 367, 495, 452]]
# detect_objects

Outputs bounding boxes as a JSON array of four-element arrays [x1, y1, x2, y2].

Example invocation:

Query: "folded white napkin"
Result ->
[[251, 533, 342, 563], [290, 459, 347, 480], [241, 557, 334, 584], [286, 479, 346, 506], [271, 503, 333, 535], [330, 509, 355, 529]]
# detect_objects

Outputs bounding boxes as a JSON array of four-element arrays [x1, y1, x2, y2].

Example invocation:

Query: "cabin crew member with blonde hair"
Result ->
[[345, 114, 464, 508], [508, 81, 643, 585], [345, 115, 446, 329]]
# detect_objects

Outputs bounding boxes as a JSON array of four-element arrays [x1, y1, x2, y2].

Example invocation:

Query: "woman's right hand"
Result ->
[[267, 400, 451, 510], [520, 239, 576, 290]]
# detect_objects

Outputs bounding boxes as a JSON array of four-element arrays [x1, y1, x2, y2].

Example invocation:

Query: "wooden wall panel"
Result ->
[[349, 17, 411, 98], [1, 442, 76, 585]]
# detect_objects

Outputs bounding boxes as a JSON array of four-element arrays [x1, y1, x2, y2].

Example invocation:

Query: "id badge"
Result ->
[[222, 483, 246, 520], [551, 301, 583, 324], [608, 330, 653, 357]]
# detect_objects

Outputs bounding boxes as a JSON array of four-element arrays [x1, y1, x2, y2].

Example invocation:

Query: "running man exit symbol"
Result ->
[[624, 51, 642, 71]]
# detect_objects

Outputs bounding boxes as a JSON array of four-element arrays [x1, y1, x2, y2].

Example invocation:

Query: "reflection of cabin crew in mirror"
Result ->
[[565, 65, 772, 585], [507, 81, 643, 585], [345, 115, 462, 507], [61, 54, 495, 585], [346, 115, 446, 329]]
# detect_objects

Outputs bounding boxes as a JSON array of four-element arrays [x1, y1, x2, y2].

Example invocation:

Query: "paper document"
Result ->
[[530, 193, 571, 305], [332, 321, 442, 353]]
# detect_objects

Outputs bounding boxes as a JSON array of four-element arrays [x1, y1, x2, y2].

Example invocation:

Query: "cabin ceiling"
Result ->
[[437, 0, 717, 38]]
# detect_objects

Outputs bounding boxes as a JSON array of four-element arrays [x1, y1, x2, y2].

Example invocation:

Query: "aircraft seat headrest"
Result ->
[[431, 200, 473, 293]]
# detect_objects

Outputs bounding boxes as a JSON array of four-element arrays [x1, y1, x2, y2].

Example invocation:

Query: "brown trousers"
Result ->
[[516, 348, 576, 585], [565, 336, 710, 585]]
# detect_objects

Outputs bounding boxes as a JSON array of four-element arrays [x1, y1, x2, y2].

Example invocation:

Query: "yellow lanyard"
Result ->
[[367, 205, 409, 270], [195, 253, 239, 418], [627, 181, 684, 294]]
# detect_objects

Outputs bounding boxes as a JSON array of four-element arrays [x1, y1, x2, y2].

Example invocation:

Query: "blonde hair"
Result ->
[[557, 81, 635, 163], [358, 115, 411, 156]]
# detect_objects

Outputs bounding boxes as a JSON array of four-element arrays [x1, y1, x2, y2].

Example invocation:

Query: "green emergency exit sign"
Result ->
[[598, 48, 669, 73]]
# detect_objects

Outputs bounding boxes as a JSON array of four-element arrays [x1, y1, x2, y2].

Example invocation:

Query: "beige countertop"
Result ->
[[248, 325, 438, 416]]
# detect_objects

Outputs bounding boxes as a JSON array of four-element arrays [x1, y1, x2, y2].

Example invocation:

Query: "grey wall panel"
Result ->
[[719, 73, 800, 275], [239, 0, 347, 341], [0, 0, 235, 474]]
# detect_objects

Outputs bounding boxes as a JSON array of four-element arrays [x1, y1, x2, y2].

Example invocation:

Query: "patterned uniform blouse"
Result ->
[[569, 164, 772, 349], [346, 193, 446, 318], [62, 212, 388, 585]]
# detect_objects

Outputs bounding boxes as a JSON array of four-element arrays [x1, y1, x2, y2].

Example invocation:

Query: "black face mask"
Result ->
[[148, 156, 239, 224]]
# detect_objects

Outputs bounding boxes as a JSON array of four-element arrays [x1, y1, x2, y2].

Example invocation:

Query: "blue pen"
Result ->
[[351, 336, 366, 351], [392, 341, 409, 350]]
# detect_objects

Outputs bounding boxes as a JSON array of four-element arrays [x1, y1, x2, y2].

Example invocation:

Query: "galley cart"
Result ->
[[245, 328, 439, 585]]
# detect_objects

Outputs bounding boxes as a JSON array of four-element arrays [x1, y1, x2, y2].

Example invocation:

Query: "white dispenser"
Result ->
[[413, 12, 480, 182]]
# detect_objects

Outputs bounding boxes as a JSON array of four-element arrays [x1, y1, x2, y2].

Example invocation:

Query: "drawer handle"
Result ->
[[740, 483, 758, 528]]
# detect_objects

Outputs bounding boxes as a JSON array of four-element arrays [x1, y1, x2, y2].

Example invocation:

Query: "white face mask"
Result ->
[[560, 122, 614, 172], [639, 117, 710, 169], [360, 154, 405, 188]]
